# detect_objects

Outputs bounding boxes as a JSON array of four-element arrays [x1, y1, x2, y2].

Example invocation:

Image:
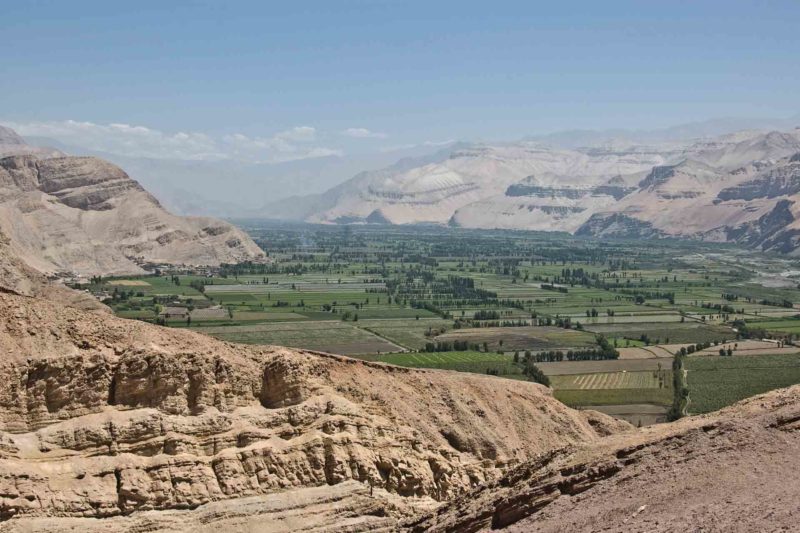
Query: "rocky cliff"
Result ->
[[579, 148, 800, 254], [0, 228, 107, 312], [0, 291, 627, 530], [405, 384, 800, 532], [0, 150, 264, 275]]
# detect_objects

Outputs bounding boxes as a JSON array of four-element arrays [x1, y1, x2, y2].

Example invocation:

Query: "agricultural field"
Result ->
[[198, 321, 402, 355], [75, 222, 800, 423], [686, 353, 800, 414], [434, 326, 597, 352], [374, 351, 523, 377], [357, 318, 452, 350]]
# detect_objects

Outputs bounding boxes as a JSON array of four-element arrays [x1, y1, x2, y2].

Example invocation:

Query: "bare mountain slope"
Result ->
[[405, 384, 800, 532], [0, 150, 264, 276], [0, 125, 63, 159], [304, 143, 680, 226], [0, 290, 627, 531], [579, 147, 800, 254], [288, 128, 800, 253], [0, 227, 107, 312]]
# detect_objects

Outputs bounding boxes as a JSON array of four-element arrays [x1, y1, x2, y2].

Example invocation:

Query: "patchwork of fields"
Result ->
[[82, 223, 800, 424], [200, 321, 403, 355]]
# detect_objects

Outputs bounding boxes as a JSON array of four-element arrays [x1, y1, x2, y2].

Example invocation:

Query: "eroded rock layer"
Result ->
[[0, 291, 627, 528]]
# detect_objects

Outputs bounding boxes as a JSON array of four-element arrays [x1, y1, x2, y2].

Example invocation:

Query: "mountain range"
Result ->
[[269, 127, 800, 254]]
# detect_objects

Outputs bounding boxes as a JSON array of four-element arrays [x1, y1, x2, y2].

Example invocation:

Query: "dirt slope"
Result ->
[[0, 291, 627, 530], [405, 384, 800, 532], [0, 228, 107, 312]]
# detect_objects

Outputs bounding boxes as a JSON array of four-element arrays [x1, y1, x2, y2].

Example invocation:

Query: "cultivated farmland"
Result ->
[[78, 223, 800, 422]]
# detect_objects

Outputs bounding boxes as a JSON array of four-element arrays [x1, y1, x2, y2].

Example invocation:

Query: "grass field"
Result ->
[[584, 322, 734, 344], [358, 318, 453, 349], [554, 388, 674, 407], [435, 326, 597, 351], [686, 353, 800, 414], [200, 321, 403, 355], [550, 370, 671, 390]]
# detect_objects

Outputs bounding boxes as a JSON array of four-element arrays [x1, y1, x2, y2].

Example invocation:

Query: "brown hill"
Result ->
[[0, 127, 264, 276], [405, 384, 800, 532], [0, 290, 627, 531]]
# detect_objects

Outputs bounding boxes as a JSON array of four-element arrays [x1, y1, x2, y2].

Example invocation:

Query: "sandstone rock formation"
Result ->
[[301, 143, 679, 228], [404, 384, 800, 532], [0, 152, 264, 275], [0, 290, 627, 531]]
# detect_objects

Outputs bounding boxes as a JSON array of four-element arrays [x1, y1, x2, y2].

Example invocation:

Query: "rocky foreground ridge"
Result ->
[[0, 126, 264, 276], [406, 384, 800, 532], [0, 289, 626, 531]]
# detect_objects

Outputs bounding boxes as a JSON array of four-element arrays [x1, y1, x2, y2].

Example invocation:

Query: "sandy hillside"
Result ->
[[405, 384, 800, 532]]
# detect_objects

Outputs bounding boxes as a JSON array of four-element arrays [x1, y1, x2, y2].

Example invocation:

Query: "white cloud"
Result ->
[[342, 127, 387, 139], [276, 126, 316, 142], [423, 139, 456, 146], [5, 120, 340, 164], [378, 139, 456, 153]]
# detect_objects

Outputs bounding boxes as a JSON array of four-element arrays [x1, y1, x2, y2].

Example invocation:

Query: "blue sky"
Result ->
[[2, 0, 799, 162]]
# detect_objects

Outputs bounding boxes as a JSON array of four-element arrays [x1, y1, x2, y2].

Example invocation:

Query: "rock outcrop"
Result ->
[[404, 384, 800, 532], [0, 291, 627, 530], [0, 148, 264, 275]]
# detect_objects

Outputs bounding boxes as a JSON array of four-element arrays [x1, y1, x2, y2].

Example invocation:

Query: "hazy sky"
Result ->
[[3, 0, 800, 162]]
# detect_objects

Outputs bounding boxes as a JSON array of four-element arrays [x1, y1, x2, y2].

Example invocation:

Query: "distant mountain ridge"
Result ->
[[272, 127, 800, 254]]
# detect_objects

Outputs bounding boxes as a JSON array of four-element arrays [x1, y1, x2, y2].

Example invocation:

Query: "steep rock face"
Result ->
[[0, 153, 263, 275], [578, 149, 800, 253], [289, 128, 800, 253], [717, 153, 800, 201], [450, 173, 641, 232], [575, 212, 665, 239], [0, 292, 628, 527], [405, 384, 800, 533], [36, 156, 148, 210], [726, 199, 800, 254], [688, 129, 800, 169]]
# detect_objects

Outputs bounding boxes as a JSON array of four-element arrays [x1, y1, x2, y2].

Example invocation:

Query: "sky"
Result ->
[[2, 0, 800, 164]]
